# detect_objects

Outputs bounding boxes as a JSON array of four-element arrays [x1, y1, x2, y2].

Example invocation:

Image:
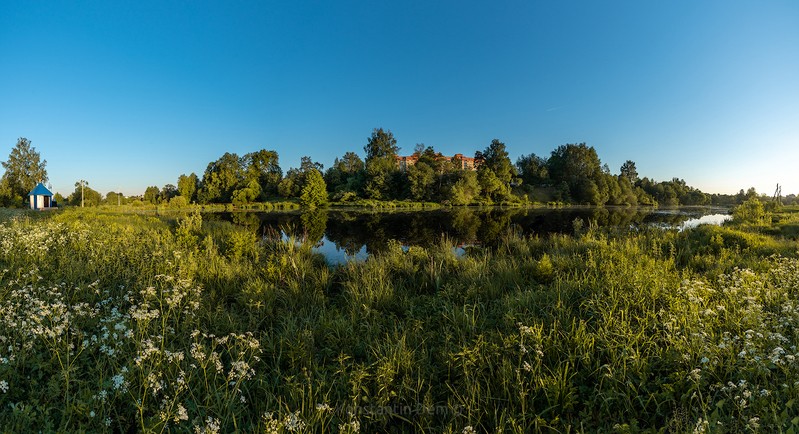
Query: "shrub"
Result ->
[[734, 197, 766, 223]]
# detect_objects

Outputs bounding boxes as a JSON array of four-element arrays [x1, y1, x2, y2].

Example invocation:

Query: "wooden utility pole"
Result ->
[[79, 179, 87, 207]]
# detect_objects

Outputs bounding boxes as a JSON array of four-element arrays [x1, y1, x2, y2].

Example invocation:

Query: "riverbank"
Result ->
[[0, 206, 796, 432]]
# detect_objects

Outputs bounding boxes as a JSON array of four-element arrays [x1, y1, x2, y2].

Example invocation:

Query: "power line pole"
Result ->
[[79, 179, 87, 207]]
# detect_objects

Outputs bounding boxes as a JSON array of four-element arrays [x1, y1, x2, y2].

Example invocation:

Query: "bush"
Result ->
[[734, 197, 766, 223]]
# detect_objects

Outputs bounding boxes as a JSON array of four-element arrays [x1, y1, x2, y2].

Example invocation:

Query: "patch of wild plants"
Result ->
[[2, 208, 799, 432]]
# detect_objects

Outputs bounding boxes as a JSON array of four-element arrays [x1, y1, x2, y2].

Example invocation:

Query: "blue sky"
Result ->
[[1, 0, 797, 197]]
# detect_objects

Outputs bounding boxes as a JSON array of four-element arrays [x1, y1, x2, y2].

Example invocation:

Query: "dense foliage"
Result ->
[[0, 138, 48, 207], [4, 134, 797, 209], [0, 205, 797, 432]]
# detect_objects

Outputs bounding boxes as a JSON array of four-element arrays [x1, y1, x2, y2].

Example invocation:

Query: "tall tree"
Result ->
[[619, 160, 639, 183], [445, 170, 481, 205], [0, 137, 48, 207], [177, 173, 199, 202], [478, 139, 516, 184], [547, 143, 605, 204], [159, 184, 178, 203], [516, 153, 549, 186], [198, 152, 243, 203], [144, 186, 160, 204], [325, 151, 364, 194], [243, 149, 282, 199], [363, 128, 399, 199], [279, 156, 323, 199], [299, 169, 328, 208], [407, 162, 436, 201]]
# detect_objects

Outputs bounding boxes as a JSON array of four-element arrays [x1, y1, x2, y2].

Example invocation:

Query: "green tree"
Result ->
[[177, 173, 199, 202], [734, 196, 766, 223], [477, 166, 509, 202], [614, 176, 639, 206], [278, 171, 301, 198], [445, 170, 481, 205], [620, 160, 639, 183], [299, 169, 328, 208], [243, 149, 282, 199], [231, 179, 261, 205], [104, 191, 127, 205], [198, 152, 243, 203], [325, 151, 364, 196], [516, 153, 549, 186], [68, 182, 101, 207], [477, 139, 517, 185], [159, 184, 178, 203], [144, 186, 160, 204], [0, 137, 48, 207], [415, 144, 448, 174], [407, 162, 436, 201], [363, 128, 399, 199], [279, 156, 323, 199], [547, 143, 605, 204]]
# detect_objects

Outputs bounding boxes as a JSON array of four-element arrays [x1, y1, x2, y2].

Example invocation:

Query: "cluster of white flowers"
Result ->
[[338, 419, 361, 433], [691, 418, 708, 434], [0, 221, 70, 257], [315, 403, 333, 412], [262, 411, 314, 434], [228, 360, 255, 382], [193, 416, 221, 434], [517, 322, 544, 354], [111, 372, 127, 391], [669, 256, 799, 429]]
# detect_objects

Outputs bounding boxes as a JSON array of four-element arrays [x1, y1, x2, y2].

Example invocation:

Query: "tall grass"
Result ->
[[0, 208, 796, 432]]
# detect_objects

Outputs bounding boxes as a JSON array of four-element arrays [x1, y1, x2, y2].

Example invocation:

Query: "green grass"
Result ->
[[0, 207, 797, 432]]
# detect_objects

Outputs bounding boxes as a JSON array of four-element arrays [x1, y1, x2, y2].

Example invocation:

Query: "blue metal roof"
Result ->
[[28, 182, 53, 197]]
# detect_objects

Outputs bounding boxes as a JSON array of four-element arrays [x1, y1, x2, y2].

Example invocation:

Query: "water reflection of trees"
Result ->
[[300, 210, 328, 247], [218, 207, 715, 254], [231, 212, 261, 233]]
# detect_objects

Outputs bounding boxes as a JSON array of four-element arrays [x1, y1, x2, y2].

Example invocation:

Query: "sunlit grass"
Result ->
[[0, 207, 796, 432]]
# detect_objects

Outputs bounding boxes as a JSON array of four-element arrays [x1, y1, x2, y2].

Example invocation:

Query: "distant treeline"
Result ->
[[2, 133, 792, 209]]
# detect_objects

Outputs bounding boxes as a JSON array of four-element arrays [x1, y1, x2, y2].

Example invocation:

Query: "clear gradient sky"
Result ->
[[1, 1, 797, 197]]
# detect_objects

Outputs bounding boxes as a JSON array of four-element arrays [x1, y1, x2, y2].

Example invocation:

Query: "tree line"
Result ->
[[1, 134, 795, 208]]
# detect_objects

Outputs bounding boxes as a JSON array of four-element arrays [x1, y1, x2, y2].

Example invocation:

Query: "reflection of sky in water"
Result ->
[[678, 214, 732, 231], [312, 238, 470, 265], [313, 237, 368, 265]]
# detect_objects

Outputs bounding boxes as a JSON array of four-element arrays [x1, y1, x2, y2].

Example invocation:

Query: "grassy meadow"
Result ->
[[0, 205, 797, 432]]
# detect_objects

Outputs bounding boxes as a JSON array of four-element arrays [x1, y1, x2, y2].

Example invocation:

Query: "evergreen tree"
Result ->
[[299, 169, 328, 208], [363, 128, 399, 199]]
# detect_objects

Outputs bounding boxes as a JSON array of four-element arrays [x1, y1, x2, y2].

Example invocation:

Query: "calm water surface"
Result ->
[[211, 207, 730, 264]]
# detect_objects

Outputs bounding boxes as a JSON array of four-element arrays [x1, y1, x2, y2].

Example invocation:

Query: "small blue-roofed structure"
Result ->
[[29, 182, 55, 210]]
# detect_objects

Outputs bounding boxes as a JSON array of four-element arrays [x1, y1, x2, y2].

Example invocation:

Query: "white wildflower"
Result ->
[[283, 410, 306, 432]]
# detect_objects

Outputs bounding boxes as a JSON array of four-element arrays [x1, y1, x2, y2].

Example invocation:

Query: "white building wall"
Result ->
[[29, 195, 48, 209]]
